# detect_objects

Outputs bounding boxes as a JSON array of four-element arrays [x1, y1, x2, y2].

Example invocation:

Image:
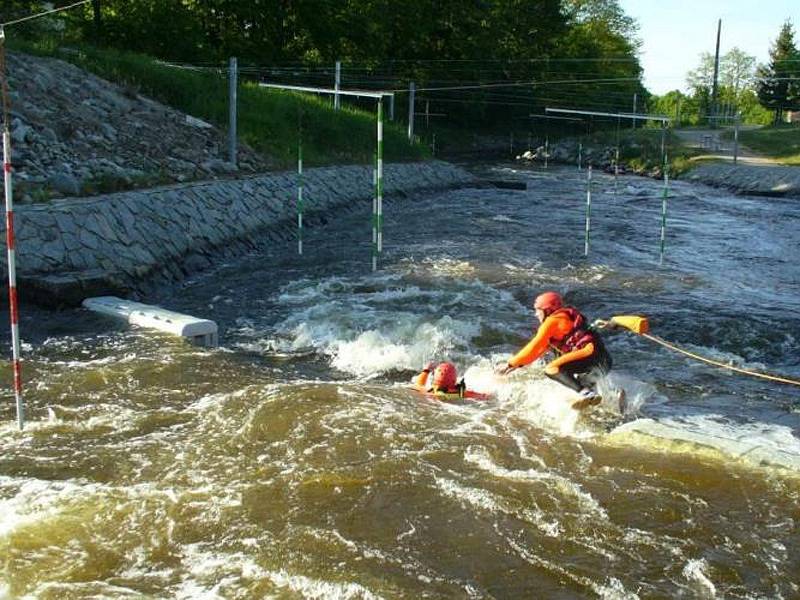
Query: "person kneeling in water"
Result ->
[[495, 291, 611, 409], [413, 361, 488, 400]]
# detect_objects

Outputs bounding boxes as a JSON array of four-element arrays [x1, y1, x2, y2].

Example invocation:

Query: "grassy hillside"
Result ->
[[10, 40, 427, 169], [723, 125, 800, 166]]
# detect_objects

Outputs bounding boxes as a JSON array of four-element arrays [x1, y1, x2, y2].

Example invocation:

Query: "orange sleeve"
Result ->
[[413, 369, 431, 390], [508, 313, 572, 368]]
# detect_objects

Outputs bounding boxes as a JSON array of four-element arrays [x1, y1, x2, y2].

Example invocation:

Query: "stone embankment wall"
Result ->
[[687, 164, 800, 198], [5, 161, 474, 305]]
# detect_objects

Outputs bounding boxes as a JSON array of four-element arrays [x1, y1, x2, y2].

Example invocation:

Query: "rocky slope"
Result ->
[[4, 51, 269, 201]]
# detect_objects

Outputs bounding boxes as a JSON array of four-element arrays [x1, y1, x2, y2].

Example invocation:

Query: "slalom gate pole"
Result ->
[[584, 165, 592, 257], [376, 98, 383, 267], [297, 136, 303, 255], [614, 115, 620, 195], [3, 129, 22, 430], [659, 154, 669, 265], [1, 32, 23, 430], [578, 142, 582, 170], [372, 151, 377, 272]]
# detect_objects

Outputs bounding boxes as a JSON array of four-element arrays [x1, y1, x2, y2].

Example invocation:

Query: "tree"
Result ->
[[722, 47, 756, 97], [756, 20, 800, 124], [686, 52, 715, 92]]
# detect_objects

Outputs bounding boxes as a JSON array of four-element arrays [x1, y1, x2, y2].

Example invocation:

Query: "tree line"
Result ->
[[4, 0, 647, 132], [650, 20, 800, 127]]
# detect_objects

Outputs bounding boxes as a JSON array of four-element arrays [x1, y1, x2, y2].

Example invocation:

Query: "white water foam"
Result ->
[[681, 558, 717, 598], [608, 414, 800, 472], [269, 272, 509, 376], [265, 569, 384, 600]]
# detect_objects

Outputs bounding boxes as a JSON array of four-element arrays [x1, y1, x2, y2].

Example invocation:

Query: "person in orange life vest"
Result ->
[[495, 291, 611, 405], [413, 361, 489, 400]]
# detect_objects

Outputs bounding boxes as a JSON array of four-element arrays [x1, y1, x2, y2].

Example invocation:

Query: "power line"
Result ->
[[1, 0, 91, 28]]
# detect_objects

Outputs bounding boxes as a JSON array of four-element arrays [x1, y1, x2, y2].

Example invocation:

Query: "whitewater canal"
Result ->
[[1, 164, 799, 598]]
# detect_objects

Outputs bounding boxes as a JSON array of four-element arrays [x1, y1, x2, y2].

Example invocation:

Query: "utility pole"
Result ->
[[711, 19, 721, 128]]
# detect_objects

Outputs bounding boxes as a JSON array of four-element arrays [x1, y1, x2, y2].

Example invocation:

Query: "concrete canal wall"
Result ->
[[4, 161, 475, 305], [686, 163, 800, 198]]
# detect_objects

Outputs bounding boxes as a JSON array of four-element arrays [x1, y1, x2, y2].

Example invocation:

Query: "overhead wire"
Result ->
[[1, 0, 91, 28]]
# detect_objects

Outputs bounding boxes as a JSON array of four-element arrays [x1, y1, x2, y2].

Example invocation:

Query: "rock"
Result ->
[[48, 172, 81, 196]]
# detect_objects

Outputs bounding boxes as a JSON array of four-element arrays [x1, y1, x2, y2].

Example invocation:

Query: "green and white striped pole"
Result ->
[[614, 115, 621, 195], [584, 165, 592, 256], [374, 98, 384, 271], [659, 154, 669, 265], [578, 142, 582, 170], [297, 137, 303, 255], [372, 150, 377, 271]]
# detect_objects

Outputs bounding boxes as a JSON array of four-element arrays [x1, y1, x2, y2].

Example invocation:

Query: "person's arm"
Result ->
[[496, 315, 564, 375], [413, 362, 435, 390], [507, 322, 552, 368]]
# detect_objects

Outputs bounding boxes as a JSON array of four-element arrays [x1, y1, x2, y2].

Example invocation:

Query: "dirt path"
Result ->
[[674, 127, 778, 166]]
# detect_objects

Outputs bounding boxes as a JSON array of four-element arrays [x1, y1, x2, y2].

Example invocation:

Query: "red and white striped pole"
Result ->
[[3, 128, 23, 429]]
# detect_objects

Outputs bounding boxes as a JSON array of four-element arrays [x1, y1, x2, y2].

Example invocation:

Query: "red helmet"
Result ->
[[432, 362, 457, 390], [534, 291, 562, 314]]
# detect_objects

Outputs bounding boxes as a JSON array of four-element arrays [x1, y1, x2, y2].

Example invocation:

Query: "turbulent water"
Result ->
[[1, 164, 799, 599]]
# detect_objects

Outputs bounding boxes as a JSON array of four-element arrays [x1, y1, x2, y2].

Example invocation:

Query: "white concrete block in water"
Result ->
[[83, 296, 218, 347]]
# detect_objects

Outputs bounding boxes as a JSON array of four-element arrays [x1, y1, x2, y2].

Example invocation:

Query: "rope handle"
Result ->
[[604, 314, 800, 388]]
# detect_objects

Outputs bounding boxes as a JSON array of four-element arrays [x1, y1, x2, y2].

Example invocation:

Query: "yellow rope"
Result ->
[[640, 332, 800, 388]]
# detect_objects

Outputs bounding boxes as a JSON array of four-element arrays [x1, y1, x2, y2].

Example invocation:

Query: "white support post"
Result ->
[[545, 136, 549, 169], [228, 57, 237, 166], [334, 60, 341, 110], [407, 82, 415, 141]]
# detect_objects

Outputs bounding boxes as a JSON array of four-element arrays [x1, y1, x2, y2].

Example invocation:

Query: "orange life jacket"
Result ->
[[548, 307, 596, 354]]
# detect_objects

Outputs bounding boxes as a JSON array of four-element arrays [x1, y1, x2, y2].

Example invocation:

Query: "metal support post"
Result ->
[[407, 82, 415, 141], [228, 57, 238, 165]]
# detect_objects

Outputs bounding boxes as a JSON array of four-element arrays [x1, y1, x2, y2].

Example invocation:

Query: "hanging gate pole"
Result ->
[[1, 31, 23, 430], [375, 99, 384, 269], [297, 134, 303, 256], [584, 165, 592, 257], [3, 130, 22, 430], [372, 151, 377, 271], [659, 156, 669, 265]]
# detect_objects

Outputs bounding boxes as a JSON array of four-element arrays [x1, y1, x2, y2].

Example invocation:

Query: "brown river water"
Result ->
[[1, 164, 799, 598]]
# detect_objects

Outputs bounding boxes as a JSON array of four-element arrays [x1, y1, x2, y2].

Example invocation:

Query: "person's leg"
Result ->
[[544, 344, 597, 393]]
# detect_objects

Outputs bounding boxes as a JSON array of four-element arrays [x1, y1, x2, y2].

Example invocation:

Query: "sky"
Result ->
[[618, 0, 800, 95]]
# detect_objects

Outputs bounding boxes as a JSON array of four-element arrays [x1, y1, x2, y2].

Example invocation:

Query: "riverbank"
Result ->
[[686, 162, 800, 197], [5, 161, 475, 307]]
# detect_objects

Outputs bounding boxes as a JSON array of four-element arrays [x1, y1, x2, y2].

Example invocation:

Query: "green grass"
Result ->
[[721, 125, 800, 165], [586, 127, 700, 177], [9, 39, 427, 168]]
